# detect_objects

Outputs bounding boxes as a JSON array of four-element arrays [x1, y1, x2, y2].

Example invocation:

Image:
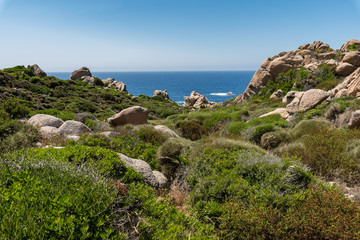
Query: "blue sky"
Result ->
[[0, 0, 359, 71]]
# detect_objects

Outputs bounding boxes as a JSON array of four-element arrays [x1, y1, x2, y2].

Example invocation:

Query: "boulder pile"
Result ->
[[184, 91, 216, 108]]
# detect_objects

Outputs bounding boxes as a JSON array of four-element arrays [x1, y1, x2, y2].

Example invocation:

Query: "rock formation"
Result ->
[[70, 66, 92, 80], [81, 76, 95, 85], [153, 90, 169, 99], [233, 39, 360, 104], [102, 78, 127, 92], [154, 125, 180, 138], [107, 106, 149, 127], [28, 114, 64, 128], [58, 120, 93, 136], [28, 64, 47, 78], [184, 91, 216, 108]]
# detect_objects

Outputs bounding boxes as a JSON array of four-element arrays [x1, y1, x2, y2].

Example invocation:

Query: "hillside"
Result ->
[[2, 39, 360, 239]]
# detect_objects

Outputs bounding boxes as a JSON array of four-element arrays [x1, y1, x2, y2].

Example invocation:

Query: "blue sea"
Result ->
[[49, 71, 254, 105]]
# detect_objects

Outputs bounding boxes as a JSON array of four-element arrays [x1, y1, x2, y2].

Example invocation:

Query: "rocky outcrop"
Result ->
[[233, 40, 360, 104], [81, 76, 95, 85], [28, 64, 47, 78], [107, 106, 149, 127], [154, 125, 180, 138], [104, 78, 127, 92], [153, 90, 169, 99], [58, 120, 93, 136], [152, 171, 169, 188], [285, 89, 329, 113], [340, 39, 360, 52], [117, 153, 168, 188], [28, 114, 64, 128], [184, 91, 216, 108], [329, 67, 360, 98], [70, 66, 92, 80]]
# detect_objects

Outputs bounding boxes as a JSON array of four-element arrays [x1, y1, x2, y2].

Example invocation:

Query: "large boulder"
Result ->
[[39, 126, 61, 138], [340, 39, 360, 52], [184, 91, 216, 108], [266, 59, 293, 77], [28, 114, 64, 128], [58, 120, 93, 136], [153, 90, 169, 99], [286, 89, 329, 113], [342, 51, 360, 67], [117, 153, 167, 188], [107, 106, 149, 127], [335, 62, 357, 76], [345, 68, 360, 97], [81, 76, 95, 85], [152, 171, 169, 188], [102, 78, 115, 84], [154, 125, 180, 138], [270, 89, 284, 99], [28, 64, 47, 77], [70, 66, 92, 80]]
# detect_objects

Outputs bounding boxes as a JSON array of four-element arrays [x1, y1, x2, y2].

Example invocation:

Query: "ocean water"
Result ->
[[49, 71, 255, 104]]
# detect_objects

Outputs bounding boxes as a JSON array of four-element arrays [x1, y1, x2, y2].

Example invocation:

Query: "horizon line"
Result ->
[[48, 69, 257, 73]]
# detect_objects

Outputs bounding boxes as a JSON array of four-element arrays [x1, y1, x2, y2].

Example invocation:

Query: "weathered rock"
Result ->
[[102, 78, 115, 84], [348, 110, 360, 129], [39, 126, 61, 138], [270, 89, 284, 99], [335, 62, 357, 76], [317, 52, 337, 61], [117, 153, 165, 188], [282, 91, 300, 105], [286, 89, 329, 113], [233, 69, 273, 103], [28, 114, 64, 128], [70, 66, 92, 80], [107, 106, 149, 127], [81, 76, 95, 85], [340, 39, 360, 52], [154, 125, 180, 138], [58, 120, 93, 136], [28, 64, 47, 77], [108, 81, 127, 92], [184, 91, 216, 108], [342, 51, 360, 67], [346, 68, 360, 97], [152, 171, 169, 188], [260, 108, 290, 119], [153, 90, 169, 99], [266, 59, 293, 77]]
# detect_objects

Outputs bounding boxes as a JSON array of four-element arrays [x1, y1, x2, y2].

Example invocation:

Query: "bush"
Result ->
[[290, 119, 330, 140], [0, 156, 122, 239], [251, 124, 274, 143], [137, 125, 166, 145], [222, 121, 246, 135], [2, 99, 30, 119], [175, 120, 209, 141], [260, 128, 290, 150], [156, 139, 185, 179]]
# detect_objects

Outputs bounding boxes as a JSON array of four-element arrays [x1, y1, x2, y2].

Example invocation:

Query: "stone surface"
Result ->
[[260, 108, 289, 119], [108, 81, 127, 92], [342, 51, 360, 67], [266, 59, 293, 77], [28, 64, 47, 77], [39, 126, 61, 138], [345, 68, 360, 97], [58, 120, 93, 136], [154, 125, 180, 138], [153, 90, 169, 99], [286, 89, 329, 113], [348, 110, 360, 129], [270, 89, 284, 99], [340, 39, 360, 52], [70, 66, 92, 80], [107, 106, 149, 127], [28, 114, 64, 128], [184, 91, 216, 108], [81, 76, 95, 85], [282, 91, 300, 105], [118, 153, 165, 188], [152, 171, 169, 188], [102, 78, 115, 84], [335, 62, 356, 76]]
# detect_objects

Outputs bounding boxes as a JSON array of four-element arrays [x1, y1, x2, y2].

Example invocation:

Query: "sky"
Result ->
[[0, 0, 359, 72]]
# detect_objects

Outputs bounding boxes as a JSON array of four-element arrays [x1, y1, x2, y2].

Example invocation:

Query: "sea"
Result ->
[[49, 71, 255, 105]]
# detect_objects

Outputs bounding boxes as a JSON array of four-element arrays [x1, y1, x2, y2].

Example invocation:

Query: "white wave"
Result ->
[[210, 92, 234, 96]]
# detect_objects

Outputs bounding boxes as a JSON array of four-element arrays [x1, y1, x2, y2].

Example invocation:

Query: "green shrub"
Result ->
[[94, 77, 104, 86], [260, 128, 291, 149], [81, 133, 111, 147], [348, 43, 359, 51], [2, 99, 30, 119], [222, 121, 246, 135], [290, 119, 330, 140], [137, 125, 166, 145], [156, 139, 185, 179], [0, 156, 123, 239], [251, 124, 274, 143], [175, 120, 209, 141]]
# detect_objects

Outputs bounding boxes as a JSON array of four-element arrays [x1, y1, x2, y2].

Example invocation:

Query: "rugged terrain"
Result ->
[[1, 39, 360, 239]]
